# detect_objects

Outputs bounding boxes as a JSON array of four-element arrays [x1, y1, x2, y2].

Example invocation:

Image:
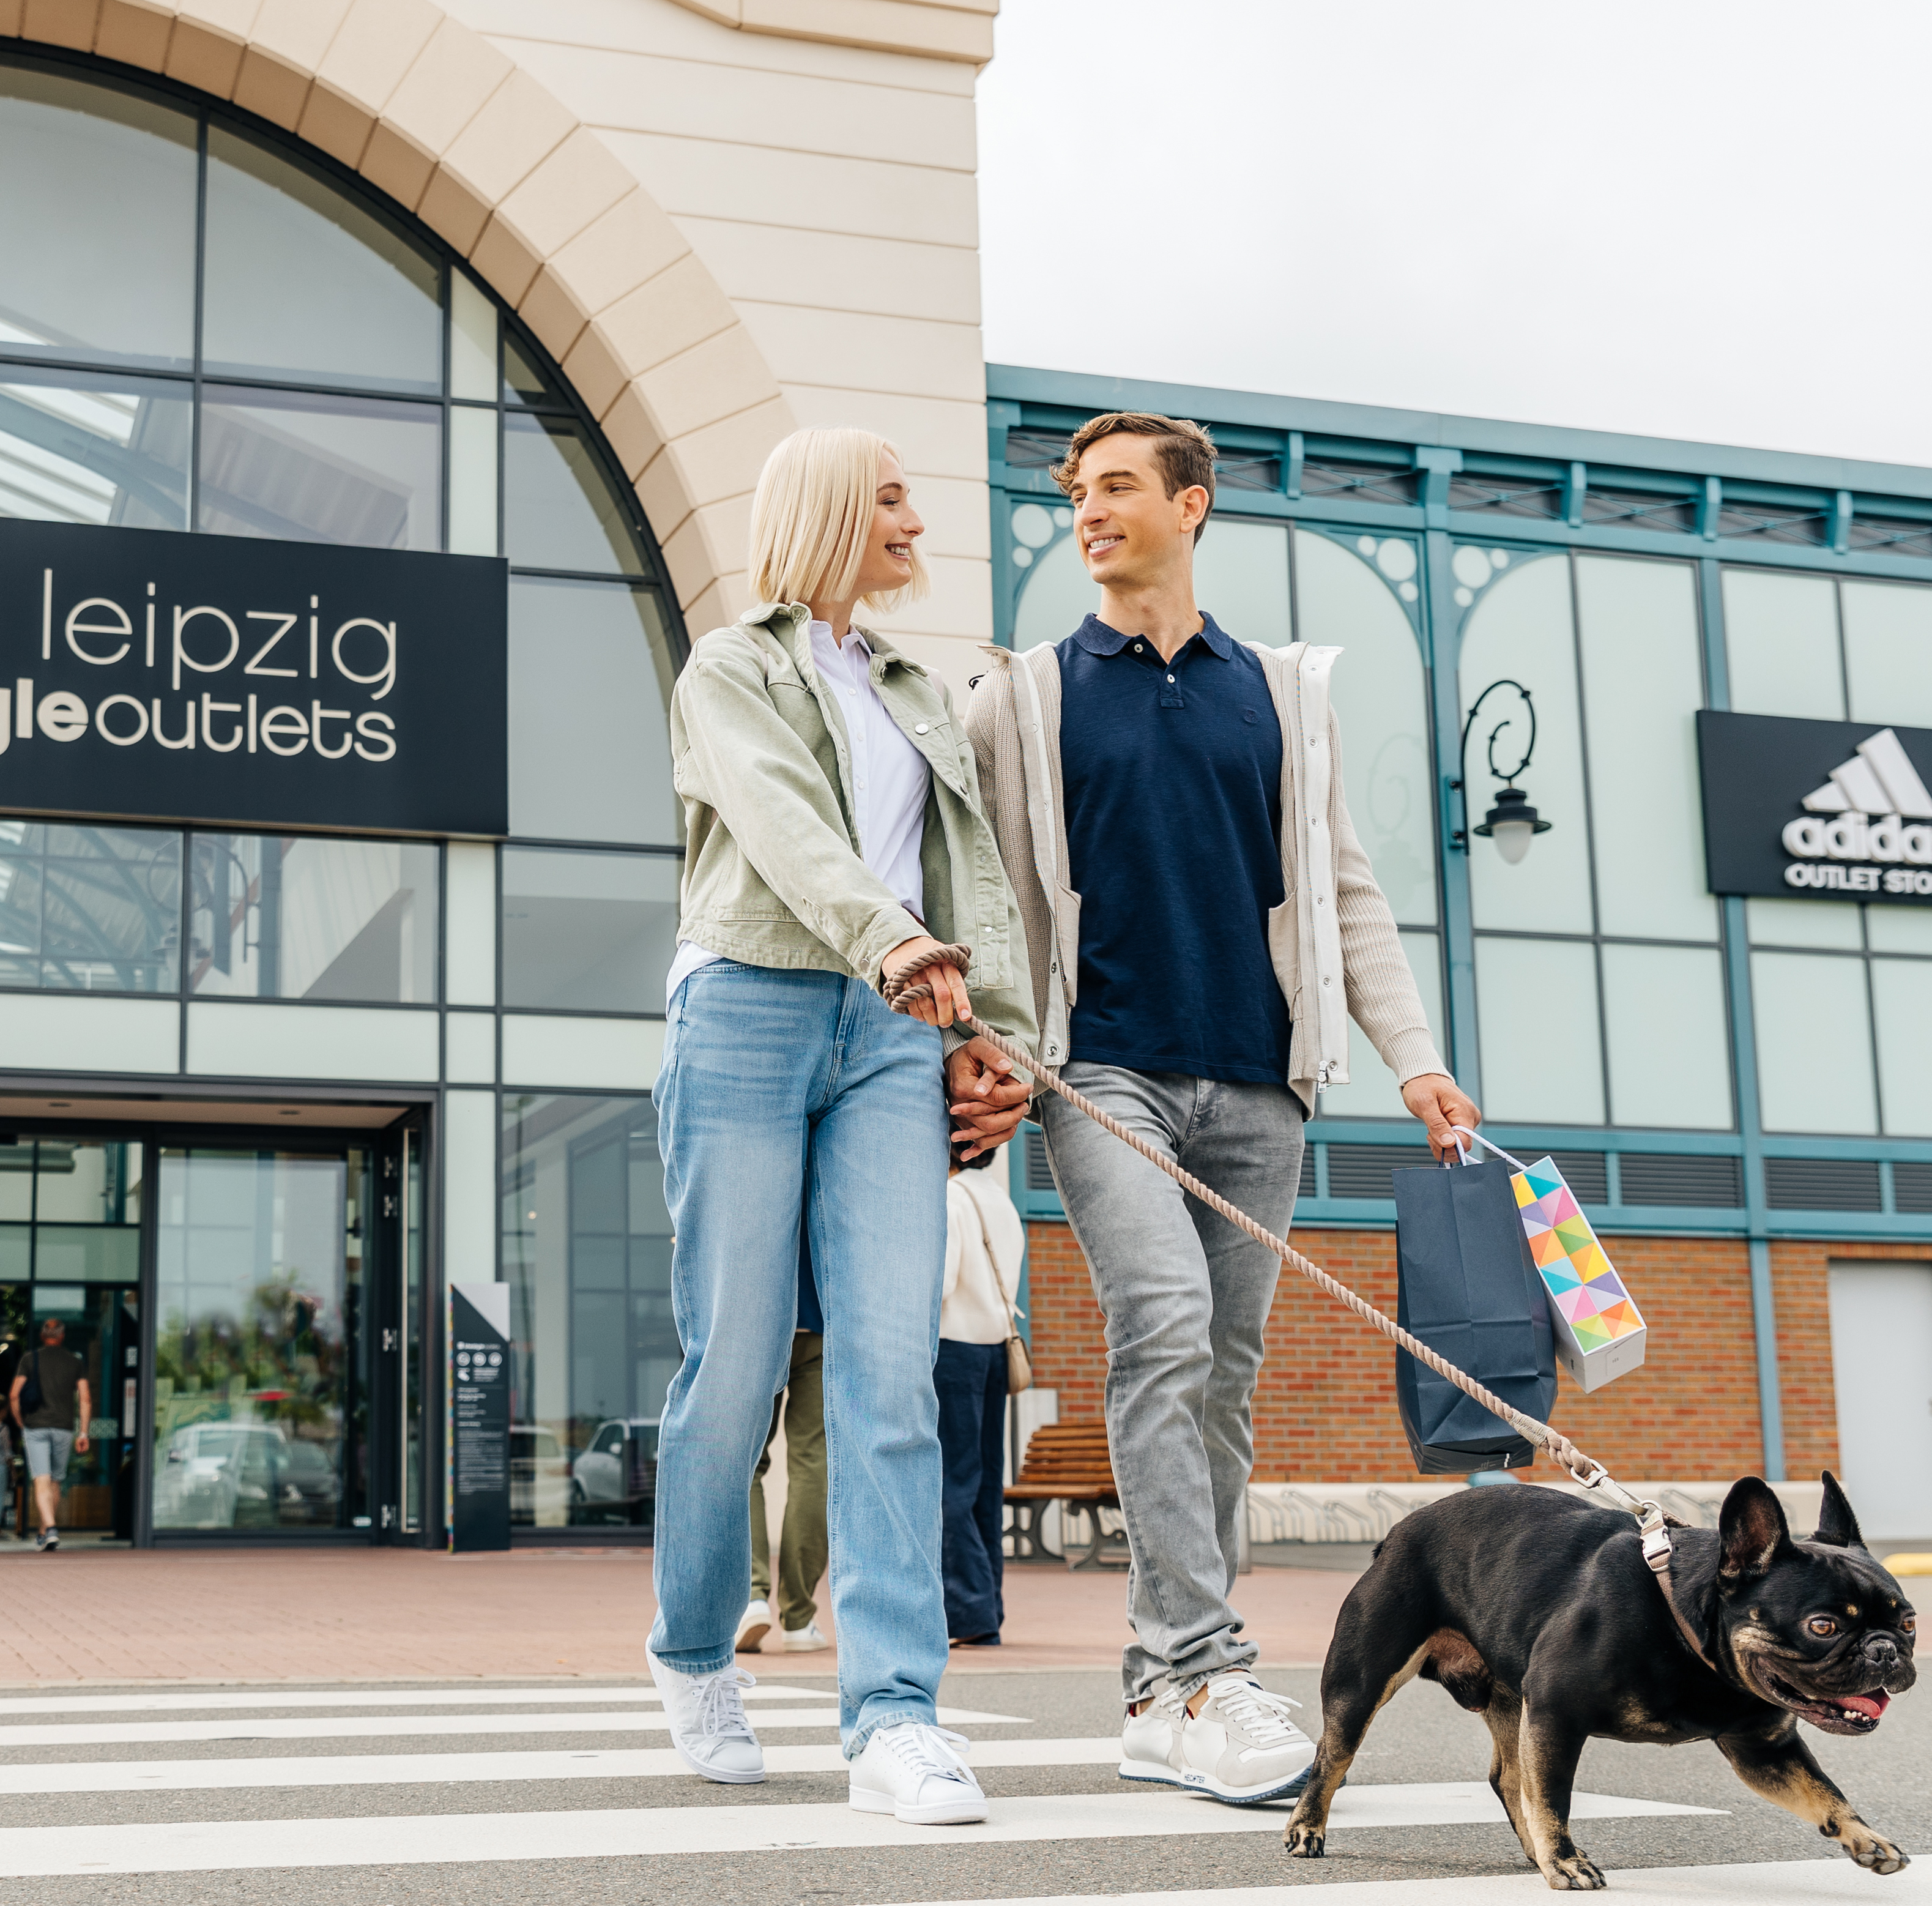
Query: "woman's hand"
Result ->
[[881, 936, 970, 1027], [947, 1040, 1033, 1160]]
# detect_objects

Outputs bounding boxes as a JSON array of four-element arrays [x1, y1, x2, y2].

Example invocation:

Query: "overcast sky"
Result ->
[[977, 1, 1932, 471]]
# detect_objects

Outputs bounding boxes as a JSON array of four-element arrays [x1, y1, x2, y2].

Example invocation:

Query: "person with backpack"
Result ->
[[10, 1318, 91, 1552]]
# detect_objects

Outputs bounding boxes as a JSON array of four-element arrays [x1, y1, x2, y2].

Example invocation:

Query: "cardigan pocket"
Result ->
[[1052, 881, 1082, 1007]]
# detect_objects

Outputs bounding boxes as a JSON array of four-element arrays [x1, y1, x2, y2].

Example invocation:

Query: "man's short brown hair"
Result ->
[[1052, 412, 1216, 544]]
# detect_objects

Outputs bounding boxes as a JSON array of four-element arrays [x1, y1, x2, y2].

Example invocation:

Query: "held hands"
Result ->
[[947, 1040, 1032, 1161], [1401, 1073, 1482, 1163], [880, 936, 971, 1028]]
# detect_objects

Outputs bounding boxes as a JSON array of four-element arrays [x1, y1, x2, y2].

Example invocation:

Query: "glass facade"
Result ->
[[992, 374, 1932, 1234]]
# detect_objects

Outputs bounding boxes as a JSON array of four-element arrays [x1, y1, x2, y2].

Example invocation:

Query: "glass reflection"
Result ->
[[188, 834, 439, 1003], [510, 578, 680, 845], [0, 821, 181, 992], [202, 125, 440, 395], [0, 66, 197, 370], [198, 388, 441, 550], [500, 847, 678, 1013], [505, 414, 644, 575], [0, 369, 189, 529], [502, 1095, 675, 1529], [153, 1148, 368, 1532]]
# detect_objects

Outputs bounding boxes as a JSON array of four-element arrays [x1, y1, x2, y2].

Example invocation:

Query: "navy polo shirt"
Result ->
[[1058, 612, 1291, 1084]]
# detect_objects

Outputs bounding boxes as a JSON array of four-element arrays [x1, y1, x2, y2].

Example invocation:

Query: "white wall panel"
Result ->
[[501, 1014, 665, 1091], [445, 1012, 497, 1085], [443, 1088, 499, 1289], [445, 843, 497, 1007], [187, 1004, 439, 1082], [0, 995, 179, 1075]]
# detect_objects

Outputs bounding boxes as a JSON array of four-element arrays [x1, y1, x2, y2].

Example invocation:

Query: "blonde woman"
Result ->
[[647, 430, 1037, 1825]]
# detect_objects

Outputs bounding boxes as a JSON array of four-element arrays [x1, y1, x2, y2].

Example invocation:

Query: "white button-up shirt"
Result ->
[[665, 619, 932, 1003]]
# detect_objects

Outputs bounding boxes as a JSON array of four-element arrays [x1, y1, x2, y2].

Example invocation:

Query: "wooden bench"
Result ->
[[1005, 1421, 1128, 1570]]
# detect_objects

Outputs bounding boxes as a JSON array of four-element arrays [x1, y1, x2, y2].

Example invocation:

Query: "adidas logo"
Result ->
[[1782, 728, 1932, 895]]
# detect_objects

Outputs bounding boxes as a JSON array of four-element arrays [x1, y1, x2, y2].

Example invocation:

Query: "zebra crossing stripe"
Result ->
[[0, 1685, 831, 1716], [0, 1786, 1722, 1877], [0, 1705, 1020, 1749], [0, 1738, 1129, 1794], [885, 1859, 1916, 1906]]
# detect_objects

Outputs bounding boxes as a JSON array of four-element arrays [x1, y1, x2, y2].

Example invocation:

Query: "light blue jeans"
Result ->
[[650, 964, 951, 1755]]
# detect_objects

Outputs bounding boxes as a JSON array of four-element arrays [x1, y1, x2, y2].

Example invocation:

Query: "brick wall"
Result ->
[[1023, 1220, 1930, 1484]]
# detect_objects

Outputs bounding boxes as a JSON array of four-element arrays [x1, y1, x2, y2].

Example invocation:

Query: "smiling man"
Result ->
[[966, 411, 1479, 1804]]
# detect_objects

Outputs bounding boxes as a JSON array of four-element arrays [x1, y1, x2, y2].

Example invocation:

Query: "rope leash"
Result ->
[[885, 943, 1678, 1580]]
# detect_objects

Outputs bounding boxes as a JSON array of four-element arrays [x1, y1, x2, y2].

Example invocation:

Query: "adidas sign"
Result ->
[[1779, 728, 1932, 895]]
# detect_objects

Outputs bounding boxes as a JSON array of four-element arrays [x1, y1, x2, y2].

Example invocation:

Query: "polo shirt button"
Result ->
[[1166, 674, 1175, 683], [1133, 643, 1143, 653]]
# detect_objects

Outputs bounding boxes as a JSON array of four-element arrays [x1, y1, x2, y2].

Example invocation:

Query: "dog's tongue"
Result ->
[[1837, 1693, 1889, 1721]]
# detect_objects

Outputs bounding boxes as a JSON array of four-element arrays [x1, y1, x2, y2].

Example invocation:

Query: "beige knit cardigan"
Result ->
[[964, 639, 1447, 1118]]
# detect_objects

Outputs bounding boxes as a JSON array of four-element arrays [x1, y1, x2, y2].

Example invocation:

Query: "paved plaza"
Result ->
[[0, 1549, 1921, 1903]]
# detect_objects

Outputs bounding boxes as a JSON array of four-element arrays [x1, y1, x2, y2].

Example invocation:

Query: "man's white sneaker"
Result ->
[[1117, 1682, 1187, 1787], [1174, 1673, 1317, 1804], [781, 1620, 830, 1651], [647, 1650, 764, 1784], [734, 1599, 772, 1653], [849, 1722, 987, 1824]]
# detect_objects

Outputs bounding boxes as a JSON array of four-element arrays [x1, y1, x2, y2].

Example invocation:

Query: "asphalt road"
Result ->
[[0, 1665, 1919, 1904]]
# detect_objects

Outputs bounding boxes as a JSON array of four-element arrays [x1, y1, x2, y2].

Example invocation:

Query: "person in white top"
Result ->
[[935, 1150, 1027, 1646]]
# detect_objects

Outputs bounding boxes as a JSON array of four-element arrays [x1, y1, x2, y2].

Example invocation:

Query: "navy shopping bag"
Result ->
[[1391, 1158, 1556, 1474]]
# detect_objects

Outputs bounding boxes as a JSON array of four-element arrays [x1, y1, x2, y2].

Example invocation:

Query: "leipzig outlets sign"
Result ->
[[1698, 710, 1932, 906], [0, 518, 508, 836]]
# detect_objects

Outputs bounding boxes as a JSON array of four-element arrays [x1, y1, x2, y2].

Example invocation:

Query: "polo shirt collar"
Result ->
[[1072, 612, 1235, 658]]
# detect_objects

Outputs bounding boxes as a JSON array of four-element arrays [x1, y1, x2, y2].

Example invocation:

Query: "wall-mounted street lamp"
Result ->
[[1453, 678, 1551, 865]]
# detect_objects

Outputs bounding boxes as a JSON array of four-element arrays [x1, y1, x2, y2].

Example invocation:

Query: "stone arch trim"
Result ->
[[2, 0, 793, 637]]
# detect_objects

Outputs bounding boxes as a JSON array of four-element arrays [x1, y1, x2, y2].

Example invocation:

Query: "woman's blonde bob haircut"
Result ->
[[748, 428, 929, 616]]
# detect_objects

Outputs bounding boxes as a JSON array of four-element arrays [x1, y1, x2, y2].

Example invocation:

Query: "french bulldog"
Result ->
[[1284, 1472, 1914, 1889]]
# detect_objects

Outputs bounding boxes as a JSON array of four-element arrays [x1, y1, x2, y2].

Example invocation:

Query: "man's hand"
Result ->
[[946, 1038, 1033, 1161], [881, 935, 970, 1028], [1401, 1072, 1482, 1162], [75, 1432, 90, 1455]]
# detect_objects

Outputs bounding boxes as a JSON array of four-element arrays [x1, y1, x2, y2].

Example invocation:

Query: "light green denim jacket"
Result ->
[[669, 602, 1039, 1057]]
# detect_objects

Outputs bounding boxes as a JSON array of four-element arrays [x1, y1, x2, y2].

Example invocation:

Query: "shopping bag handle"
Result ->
[[1441, 1123, 1531, 1173]]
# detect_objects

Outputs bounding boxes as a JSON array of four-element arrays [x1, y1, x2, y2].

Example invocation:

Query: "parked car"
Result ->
[[510, 1424, 571, 1527], [570, 1418, 659, 1526], [154, 1422, 340, 1529]]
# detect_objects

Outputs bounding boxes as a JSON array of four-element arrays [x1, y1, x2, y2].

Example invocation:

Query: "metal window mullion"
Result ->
[[190, 113, 207, 533], [1424, 527, 1479, 1101], [1562, 551, 1616, 1126]]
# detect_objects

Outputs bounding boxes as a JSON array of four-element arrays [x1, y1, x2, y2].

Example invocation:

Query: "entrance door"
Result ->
[[1829, 1260, 1932, 1542], [152, 1145, 373, 1533]]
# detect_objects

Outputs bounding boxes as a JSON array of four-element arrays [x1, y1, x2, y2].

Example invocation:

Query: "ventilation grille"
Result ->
[[1717, 499, 1828, 546], [1581, 486, 1698, 532], [1618, 1153, 1744, 1208], [1003, 428, 1071, 471], [1848, 514, 1932, 560], [1297, 1146, 1315, 1201], [1895, 1161, 1932, 1215], [1326, 1144, 1436, 1201], [1024, 1129, 1055, 1194], [1447, 472, 1562, 519], [1300, 458, 1416, 507], [1540, 1152, 1609, 1205], [1765, 1158, 1883, 1212]]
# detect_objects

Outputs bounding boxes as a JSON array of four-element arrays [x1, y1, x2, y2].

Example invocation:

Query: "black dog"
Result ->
[[1285, 1472, 1915, 1889]]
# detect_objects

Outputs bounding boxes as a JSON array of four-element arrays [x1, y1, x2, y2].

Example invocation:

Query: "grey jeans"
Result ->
[[1039, 1063, 1304, 1707]]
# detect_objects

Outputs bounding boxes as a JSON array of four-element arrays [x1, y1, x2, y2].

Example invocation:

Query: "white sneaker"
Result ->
[[781, 1620, 830, 1651], [735, 1599, 772, 1653], [1118, 1682, 1187, 1786], [849, 1721, 988, 1824], [647, 1650, 764, 1784], [1175, 1673, 1317, 1804]]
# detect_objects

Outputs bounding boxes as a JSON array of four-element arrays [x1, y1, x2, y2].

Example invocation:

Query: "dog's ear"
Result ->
[[1812, 1470, 1867, 1550], [1718, 1476, 1794, 1587]]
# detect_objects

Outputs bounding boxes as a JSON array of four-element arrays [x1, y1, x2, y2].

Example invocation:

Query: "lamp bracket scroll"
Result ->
[[1452, 677, 1552, 864]]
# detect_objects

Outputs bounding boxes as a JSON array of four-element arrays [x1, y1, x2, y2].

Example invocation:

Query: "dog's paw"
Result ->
[[1540, 1852, 1606, 1890], [1839, 1828, 1909, 1876], [1282, 1819, 1325, 1859]]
